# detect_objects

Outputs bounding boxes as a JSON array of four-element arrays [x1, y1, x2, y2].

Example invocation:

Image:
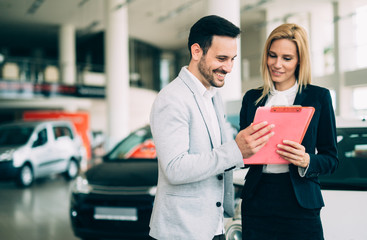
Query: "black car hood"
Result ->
[[85, 159, 158, 187]]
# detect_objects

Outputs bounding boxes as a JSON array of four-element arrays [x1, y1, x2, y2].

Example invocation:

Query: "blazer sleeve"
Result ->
[[304, 89, 338, 178], [150, 86, 243, 185]]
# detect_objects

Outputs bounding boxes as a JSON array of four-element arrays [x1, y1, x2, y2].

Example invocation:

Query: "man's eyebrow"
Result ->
[[216, 54, 237, 59]]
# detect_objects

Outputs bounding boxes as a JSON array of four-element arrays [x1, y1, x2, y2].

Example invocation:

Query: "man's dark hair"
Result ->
[[188, 15, 241, 57]]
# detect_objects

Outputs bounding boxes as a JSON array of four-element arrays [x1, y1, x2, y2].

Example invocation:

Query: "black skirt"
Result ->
[[241, 172, 324, 240]]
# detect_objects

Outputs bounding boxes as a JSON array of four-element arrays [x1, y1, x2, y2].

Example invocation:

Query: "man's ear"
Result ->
[[190, 43, 202, 61]]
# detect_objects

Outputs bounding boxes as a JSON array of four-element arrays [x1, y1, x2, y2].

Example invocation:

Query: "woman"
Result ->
[[239, 23, 338, 240]]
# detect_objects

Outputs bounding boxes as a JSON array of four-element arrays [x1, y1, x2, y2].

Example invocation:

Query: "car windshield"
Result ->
[[0, 126, 34, 146], [319, 127, 367, 190], [107, 127, 154, 160]]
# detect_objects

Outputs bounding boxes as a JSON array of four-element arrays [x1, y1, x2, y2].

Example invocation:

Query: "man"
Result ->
[[149, 15, 274, 240]]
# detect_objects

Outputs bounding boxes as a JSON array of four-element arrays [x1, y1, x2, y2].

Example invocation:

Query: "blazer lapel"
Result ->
[[259, 95, 268, 107], [179, 69, 219, 147], [293, 86, 308, 105], [194, 93, 220, 147], [212, 93, 226, 144]]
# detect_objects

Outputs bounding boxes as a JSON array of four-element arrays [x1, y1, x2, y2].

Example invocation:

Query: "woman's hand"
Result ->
[[276, 140, 309, 168]]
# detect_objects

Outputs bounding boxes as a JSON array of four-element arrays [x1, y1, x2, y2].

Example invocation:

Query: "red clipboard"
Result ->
[[243, 106, 315, 165]]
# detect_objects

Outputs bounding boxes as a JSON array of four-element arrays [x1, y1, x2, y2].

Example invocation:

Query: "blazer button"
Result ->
[[217, 175, 223, 180], [216, 202, 221, 207]]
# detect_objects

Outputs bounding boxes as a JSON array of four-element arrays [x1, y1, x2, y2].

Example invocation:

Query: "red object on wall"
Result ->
[[23, 111, 91, 160]]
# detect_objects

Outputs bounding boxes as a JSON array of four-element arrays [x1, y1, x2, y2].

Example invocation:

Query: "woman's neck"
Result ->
[[274, 79, 296, 91]]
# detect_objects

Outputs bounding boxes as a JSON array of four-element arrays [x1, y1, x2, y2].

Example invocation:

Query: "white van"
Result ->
[[226, 118, 367, 240], [0, 120, 85, 187]]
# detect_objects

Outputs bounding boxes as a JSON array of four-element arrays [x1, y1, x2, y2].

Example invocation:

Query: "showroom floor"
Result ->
[[0, 176, 79, 240]]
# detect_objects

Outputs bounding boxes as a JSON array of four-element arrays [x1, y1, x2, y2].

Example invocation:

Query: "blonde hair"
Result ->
[[256, 23, 312, 104]]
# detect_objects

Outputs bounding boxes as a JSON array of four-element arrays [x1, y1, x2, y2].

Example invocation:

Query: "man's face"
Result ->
[[197, 36, 237, 89]]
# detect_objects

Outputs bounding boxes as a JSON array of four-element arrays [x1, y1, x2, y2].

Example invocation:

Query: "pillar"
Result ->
[[59, 24, 76, 85], [207, 0, 242, 104], [333, 1, 342, 117], [105, 0, 130, 149]]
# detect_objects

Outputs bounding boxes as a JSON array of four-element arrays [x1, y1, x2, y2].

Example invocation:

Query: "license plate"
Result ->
[[94, 207, 138, 221]]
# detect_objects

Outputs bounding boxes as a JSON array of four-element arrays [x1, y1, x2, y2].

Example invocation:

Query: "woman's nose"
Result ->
[[274, 58, 282, 68]]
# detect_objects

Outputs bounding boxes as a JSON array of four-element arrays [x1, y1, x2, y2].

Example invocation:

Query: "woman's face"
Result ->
[[267, 38, 299, 91]]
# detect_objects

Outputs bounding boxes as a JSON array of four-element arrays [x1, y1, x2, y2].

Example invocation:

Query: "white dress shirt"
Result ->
[[263, 82, 298, 174], [185, 67, 224, 235]]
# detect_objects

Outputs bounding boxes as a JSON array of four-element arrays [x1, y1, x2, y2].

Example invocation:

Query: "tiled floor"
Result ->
[[0, 176, 79, 240]]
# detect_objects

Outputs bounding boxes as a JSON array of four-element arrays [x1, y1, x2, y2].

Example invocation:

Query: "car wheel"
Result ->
[[63, 159, 79, 180], [16, 164, 34, 187], [225, 219, 242, 240]]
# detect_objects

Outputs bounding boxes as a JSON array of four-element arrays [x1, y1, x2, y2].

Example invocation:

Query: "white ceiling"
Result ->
[[0, 0, 274, 50], [0, 0, 340, 50]]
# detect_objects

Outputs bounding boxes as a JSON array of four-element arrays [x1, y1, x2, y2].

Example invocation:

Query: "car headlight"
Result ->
[[0, 149, 15, 161], [72, 175, 91, 194], [225, 219, 242, 240], [148, 186, 157, 196]]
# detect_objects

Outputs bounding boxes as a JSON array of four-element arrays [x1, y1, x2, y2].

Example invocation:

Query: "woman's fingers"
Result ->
[[276, 140, 309, 167]]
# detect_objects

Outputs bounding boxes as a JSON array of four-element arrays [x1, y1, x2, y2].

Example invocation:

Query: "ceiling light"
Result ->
[[157, 0, 200, 23], [114, 0, 134, 11], [26, 0, 45, 14], [78, 0, 89, 7], [241, 0, 272, 12]]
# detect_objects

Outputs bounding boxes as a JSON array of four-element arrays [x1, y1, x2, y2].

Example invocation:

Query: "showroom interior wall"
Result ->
[[1, 0, 367, 153], [239, 0, 367, 119]]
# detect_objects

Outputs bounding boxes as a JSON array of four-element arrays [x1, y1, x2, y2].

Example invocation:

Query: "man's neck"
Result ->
[[187, 63, 209, 89]]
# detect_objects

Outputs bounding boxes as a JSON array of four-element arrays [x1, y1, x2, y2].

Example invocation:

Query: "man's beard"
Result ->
[[198, 56, 226, 88]]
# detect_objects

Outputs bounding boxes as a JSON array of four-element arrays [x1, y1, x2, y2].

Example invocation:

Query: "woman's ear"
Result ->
[[190, 43, 202, 61]]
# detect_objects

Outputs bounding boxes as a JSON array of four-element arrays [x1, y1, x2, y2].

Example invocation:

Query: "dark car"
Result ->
[[225, 118, 367, 240], [70, 125, 157, 240]]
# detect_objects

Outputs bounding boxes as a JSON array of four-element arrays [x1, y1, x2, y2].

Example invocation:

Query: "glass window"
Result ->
[[53, 127, 63, 139], [0, 126, 34, 146], [62, 127, 73, 139], [352, 87, 367, 118], [33, 129, 48, 147], [356, 5, 367, 69], [353, 87, 367, 110], [53, 126, 74, 139], [108, 127, 153, 160]]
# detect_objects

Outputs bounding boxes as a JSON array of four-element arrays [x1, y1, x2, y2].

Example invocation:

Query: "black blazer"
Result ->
[[239, 84, 338, 209]]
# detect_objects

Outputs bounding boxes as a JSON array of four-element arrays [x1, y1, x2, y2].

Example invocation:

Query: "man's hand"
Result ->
[[235, 121, 274, 159]]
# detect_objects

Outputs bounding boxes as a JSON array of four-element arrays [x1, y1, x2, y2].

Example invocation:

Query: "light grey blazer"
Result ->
[[149, 67, 243, 240]]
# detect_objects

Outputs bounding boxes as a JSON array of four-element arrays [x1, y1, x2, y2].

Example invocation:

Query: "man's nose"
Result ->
[[223, 60, 233, 73]]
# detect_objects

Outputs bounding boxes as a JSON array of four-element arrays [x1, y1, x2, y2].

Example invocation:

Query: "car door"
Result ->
[[52, 125, 75, 172], [29, 126, 56, 177]]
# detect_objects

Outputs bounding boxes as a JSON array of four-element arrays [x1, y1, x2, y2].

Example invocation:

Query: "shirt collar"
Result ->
[[270, 81, 298, 96], [184, 67, 217, 98]]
